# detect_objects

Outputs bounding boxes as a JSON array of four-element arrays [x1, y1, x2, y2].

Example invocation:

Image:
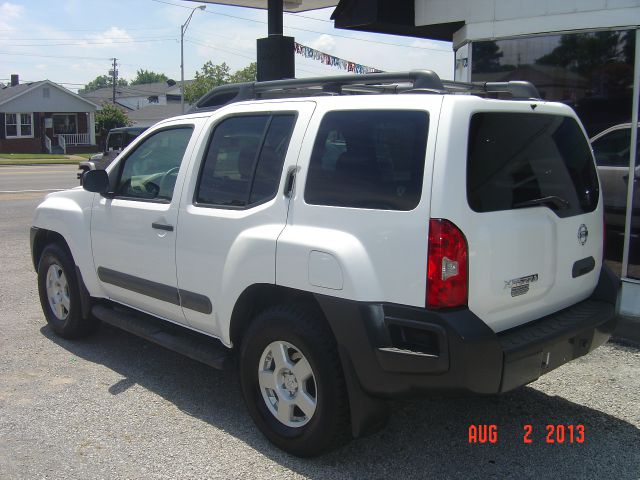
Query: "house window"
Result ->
[[5, 113, 33, 138], [53, 114, 77, 135], [148, 95, 159, 104]]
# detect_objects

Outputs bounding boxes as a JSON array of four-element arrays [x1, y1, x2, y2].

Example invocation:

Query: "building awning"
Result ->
[[187, 0, 338, 13]]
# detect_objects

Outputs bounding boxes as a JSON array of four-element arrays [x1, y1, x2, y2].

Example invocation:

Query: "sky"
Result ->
[[0, 0, 454, 92]]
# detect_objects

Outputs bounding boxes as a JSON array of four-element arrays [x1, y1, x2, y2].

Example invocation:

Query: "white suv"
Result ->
[[31, 71, 619, 456]]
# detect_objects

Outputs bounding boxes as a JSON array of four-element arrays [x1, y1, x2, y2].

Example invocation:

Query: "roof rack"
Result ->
[[191, 70, 540, 112]]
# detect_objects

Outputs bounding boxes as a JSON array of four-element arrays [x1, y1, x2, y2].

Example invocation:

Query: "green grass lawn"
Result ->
[[0, 152, 95, 165], [0, 153, 69, 159]]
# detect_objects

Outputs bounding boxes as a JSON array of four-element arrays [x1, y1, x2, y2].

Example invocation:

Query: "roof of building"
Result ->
[[127, 103, 188, 127], [0, 79, 100, 109], [80, 81, 193, 104]]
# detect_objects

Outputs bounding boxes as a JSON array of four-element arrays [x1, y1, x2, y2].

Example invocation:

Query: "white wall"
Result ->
[[415, 0, 640, 47]]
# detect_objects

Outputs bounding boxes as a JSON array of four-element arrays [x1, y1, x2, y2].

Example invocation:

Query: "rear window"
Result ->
[[467, 112, 599, 218], [304, 110, 429, 211]]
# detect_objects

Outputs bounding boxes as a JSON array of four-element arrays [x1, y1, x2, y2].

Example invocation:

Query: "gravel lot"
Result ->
[[1, 186, 639, 479]]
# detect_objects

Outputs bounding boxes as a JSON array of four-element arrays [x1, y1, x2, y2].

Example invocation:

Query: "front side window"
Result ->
[[467, 113, 599, 217], [5, 113, 33, 138], [305, 110, 429, 211], [115, 126, 193, 201], [196, 114, 295, 208]]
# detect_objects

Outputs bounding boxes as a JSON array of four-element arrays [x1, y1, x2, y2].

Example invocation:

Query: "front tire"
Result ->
[[37, 243, 98, 338], [239, 304, 350, 457]]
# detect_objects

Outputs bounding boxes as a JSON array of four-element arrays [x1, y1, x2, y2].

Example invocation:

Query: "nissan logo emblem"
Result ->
[[578, 224, 588, 245]]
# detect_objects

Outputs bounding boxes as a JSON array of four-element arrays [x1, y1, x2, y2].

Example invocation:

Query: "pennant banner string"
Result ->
[[294, 42, 384, 74]]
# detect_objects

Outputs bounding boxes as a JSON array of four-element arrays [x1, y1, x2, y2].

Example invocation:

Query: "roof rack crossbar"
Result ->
[[441, 79, 540, 99]]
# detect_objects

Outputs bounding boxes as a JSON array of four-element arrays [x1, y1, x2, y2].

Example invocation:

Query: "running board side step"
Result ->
[[91, 304, 232, 370]]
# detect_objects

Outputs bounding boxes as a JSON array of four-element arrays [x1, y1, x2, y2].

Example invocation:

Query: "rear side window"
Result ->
[[196, 114, 295, 208], [305, 110, 429, 211], [592, 127, 640, 167], [467, 113, 599, 218]]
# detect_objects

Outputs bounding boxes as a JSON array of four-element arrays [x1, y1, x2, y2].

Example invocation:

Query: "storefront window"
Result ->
[[471, 30, 636, 277]]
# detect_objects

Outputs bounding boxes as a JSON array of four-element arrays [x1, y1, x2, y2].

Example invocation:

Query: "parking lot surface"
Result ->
[[0, 167, 638, 479]]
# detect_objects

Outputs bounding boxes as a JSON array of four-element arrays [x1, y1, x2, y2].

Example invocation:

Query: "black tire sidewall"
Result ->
[[37, 244, 84, 337], [239, 307, 347, 456]]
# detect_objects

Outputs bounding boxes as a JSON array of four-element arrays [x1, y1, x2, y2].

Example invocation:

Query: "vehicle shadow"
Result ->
[[41, 324, 640, 479]]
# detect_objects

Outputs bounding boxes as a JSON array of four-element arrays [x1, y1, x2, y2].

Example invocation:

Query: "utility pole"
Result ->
[[109, 58, 118, 104], [181, 5, 206, 114]]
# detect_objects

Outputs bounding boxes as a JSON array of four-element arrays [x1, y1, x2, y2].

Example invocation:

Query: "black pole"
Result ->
[[268, 0, 283, 36]]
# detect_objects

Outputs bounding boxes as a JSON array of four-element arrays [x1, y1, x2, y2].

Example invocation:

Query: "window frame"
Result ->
[[5, 112, 34, 139], [592, 126, 640, 168], [193, 111, 298, 211], [111, 124, 195, 204], [52, 113, 77, 136]]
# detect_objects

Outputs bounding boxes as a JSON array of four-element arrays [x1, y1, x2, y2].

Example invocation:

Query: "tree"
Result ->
[[95, 103, 132, 134], [230, 62, 257, 83], [184, 61, 231, 104], [472, 41, 504, 73], [131, 69, 169, 85], [183, 61, 257, 104], [536, 31, 624, 76], [79, 75, 128, 94]]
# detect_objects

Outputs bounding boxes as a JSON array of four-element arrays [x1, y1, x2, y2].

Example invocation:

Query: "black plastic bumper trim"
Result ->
[[97, 267, 212, 314], [315, 264, 620, 397]]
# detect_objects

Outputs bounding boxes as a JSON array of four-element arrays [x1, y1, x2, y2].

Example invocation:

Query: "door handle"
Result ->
[[152, 222, 174, 232], [284, 167, 297, 198]]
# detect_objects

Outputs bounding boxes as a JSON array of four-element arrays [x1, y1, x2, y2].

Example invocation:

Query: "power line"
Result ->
[[185, 38, 256, 62]]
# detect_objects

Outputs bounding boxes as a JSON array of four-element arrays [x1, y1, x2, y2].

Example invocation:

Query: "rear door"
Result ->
[[175, 101, 316, 342], [433, 98, 603, 333]]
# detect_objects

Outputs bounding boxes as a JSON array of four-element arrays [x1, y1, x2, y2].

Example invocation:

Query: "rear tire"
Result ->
[[37, 243, 98, 339], [239, 304, 350, 457]]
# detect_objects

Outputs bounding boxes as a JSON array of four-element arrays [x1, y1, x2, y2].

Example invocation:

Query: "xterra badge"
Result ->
[[578, 224, 588, 245], [504, 274, 538, 297]]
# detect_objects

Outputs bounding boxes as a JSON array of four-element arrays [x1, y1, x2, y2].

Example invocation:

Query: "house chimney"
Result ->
[[10, 74, 19, 86]]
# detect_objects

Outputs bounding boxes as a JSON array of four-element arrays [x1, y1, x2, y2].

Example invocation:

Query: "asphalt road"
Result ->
[[0, 164, 79, 192], [0, 166, 639, 479]]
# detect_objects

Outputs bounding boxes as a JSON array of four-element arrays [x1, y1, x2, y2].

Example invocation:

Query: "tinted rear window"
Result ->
[[467, 113, 599, 218], [305, 110, 429, 211]]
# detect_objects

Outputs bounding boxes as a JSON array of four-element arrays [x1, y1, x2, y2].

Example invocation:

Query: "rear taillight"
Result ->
[[427, 219, 468, 309]]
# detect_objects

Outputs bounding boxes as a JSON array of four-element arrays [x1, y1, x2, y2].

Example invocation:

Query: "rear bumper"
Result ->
[[316, 265, 619, 396]]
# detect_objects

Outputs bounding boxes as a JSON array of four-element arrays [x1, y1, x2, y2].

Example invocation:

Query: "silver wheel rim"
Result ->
[[45, 264, 70, 321], [258, 340, 317, 428]]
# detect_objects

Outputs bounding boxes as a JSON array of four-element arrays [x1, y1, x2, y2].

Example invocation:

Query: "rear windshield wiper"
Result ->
[[514, 195, 570, 210]]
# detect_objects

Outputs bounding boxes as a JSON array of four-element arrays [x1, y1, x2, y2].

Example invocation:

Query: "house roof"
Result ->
[[127, 103, 188, 127], [80, 81, 194, 104], [0, 80, 101, 109]]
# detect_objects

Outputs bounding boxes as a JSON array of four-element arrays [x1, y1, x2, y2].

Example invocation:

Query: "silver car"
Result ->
[[591, 122, 639, 231]]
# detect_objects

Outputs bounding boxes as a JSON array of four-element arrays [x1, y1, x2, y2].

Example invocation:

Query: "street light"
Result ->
[[181, 4, 206, 114]]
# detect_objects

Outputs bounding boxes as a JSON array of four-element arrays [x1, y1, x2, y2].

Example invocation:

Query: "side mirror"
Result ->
[[82, 169, 110, 195]]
